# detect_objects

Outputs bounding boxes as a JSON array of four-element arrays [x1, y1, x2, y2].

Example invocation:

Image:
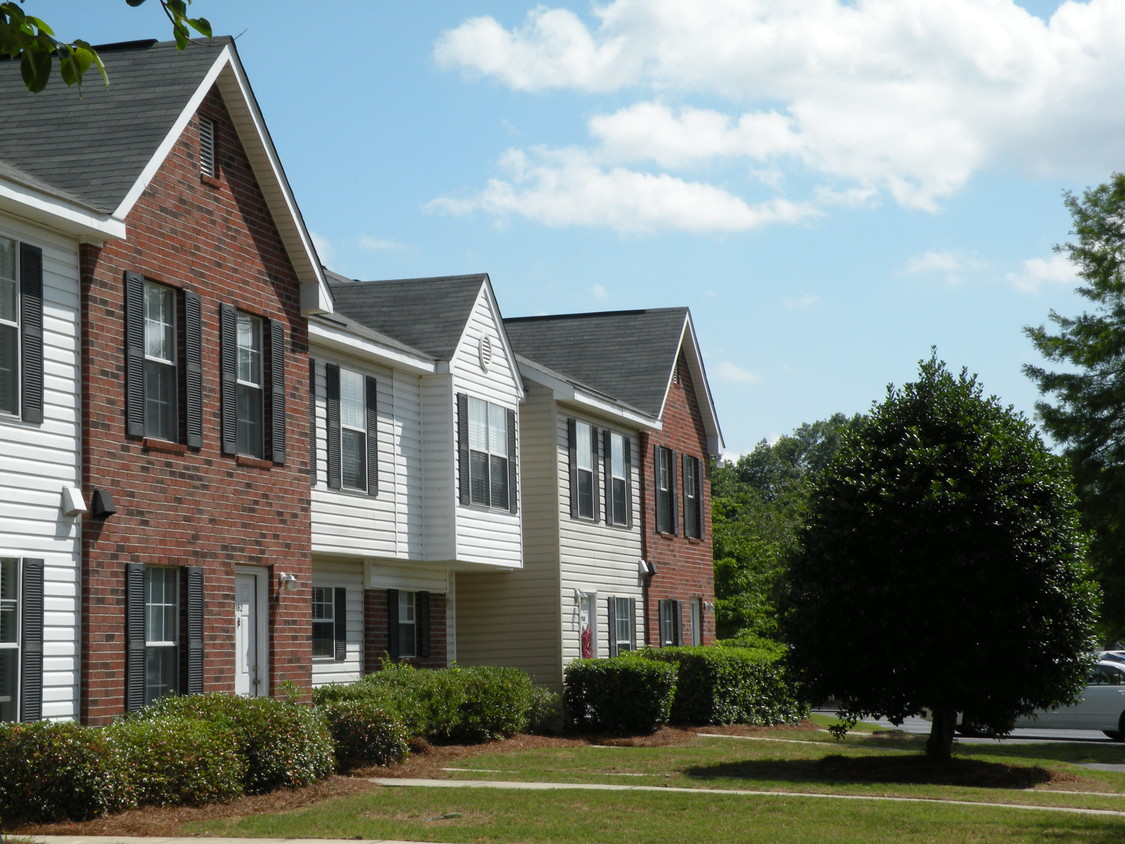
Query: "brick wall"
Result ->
[[363, 589, 448, 672], [641, 350, 716, 647], [79, 89, 312, 723]]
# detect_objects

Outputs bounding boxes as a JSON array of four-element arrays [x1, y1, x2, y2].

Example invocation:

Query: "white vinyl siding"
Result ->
[[0, 216, 81, 721], [310, 558, 364, 687]]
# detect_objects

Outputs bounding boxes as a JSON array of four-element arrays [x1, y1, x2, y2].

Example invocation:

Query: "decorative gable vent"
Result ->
[[478, 335, 493, 372], [199, 117, 216, 178]]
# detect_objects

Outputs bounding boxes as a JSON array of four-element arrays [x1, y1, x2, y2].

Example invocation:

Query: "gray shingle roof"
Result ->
[[328, 274, 487, 361], [503, 308, 689, 417], [0, 38, 229, 213]]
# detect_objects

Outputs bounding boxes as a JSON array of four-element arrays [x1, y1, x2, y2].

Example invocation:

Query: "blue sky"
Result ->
[[44, 1, 1122, 457]]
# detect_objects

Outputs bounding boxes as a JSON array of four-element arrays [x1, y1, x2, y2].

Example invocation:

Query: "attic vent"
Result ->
[[478, 335, 493, 372], [672, 364, 680, 385], [199, 117, 216, 178]]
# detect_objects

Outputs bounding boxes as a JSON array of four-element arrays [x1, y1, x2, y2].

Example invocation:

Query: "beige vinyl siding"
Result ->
[[448, 286, 522, 569], [456, 383, 562, 685], [310, 557, 365, 687], [0, 216, 81, 721], [310, 354, 425, 560]]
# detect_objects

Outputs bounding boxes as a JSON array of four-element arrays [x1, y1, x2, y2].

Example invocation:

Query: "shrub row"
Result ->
[[313, 662, 537, 744], [562, 645, 807, 734]]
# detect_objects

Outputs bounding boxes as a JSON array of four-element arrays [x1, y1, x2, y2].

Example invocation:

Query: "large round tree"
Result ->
[[782, 354, 1099, 760]]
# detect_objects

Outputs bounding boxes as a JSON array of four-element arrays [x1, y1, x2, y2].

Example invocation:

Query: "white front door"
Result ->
[[235, 571, 264, 697]]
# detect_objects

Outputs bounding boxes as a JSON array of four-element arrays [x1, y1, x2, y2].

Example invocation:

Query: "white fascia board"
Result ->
[[113, 44, 332, 315], [517, 360, 659, 430], [466, 278, 525, 402], [0, 182, 124, 241], [309, 321, 435, 375], [678, 313, 726, 454]]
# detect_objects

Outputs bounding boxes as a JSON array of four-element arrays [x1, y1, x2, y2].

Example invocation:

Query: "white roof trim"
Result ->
[[0, 180, 125, 240], [309, 320, 435, 375], [678, 313, 725, 454], [113, 43, 332, 315], [453, 277, 526, 402], [517, 358, 660, 430]]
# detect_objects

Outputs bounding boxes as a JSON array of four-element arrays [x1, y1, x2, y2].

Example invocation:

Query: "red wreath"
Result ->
[[580, 625, 594, 658]]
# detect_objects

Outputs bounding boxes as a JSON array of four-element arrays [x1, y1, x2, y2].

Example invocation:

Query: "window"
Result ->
[[608, 596, 635, 656], [458, 394, 517, 512], [397, 591, 416, 658], [659, 600, 682, 647], [655, 446, 677, 534], [683, 455, 703, 539], [144, 567, 178, 706], [199, 117, 217, 178], [387, 589, 430, 660], [0, 557, 44, 723], [220, 305, 286, 462], [125, 272, 201, 446], [325, 363, 378, 494], [312, 587, 347, 660], [690, 598, 703, 646], [569, 419, 597, 520], [605, 431, 631, 526], [0, 237, 43, 423], [125, 564, 202, 712]]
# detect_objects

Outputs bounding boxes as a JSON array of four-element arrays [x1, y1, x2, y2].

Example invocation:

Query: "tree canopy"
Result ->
[[712, 414, 864, 640], [0, 0, 210, 92], [782, 354, 1099, 761], [1025, 172, 1125, 642]]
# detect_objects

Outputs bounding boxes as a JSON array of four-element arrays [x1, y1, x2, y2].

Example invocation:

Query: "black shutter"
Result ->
[[602, 430, 612, 524], [669, 451, 678, 535], [387, 589, 400, 659], [366, 375, 379, 496], [125, 563, 146, 712], [624, 438, 633, 528], [183, 290, 203, 448], [19, 559, 44, 721], [507, 408, 518, 515], [607, 597, 617, 657], [628, 598, 637, 649], [418, 591, 431, 659], [675, 600, 683, 646], [590, 426, 600, 524], [18, 244, 43, 424], [334, 587, 347, 661], [219, 304, 237, 455], [568, 418, 579, 519], [456, 393, 470, 505], [308, 359, 317, 480], [183, 566, 204, 694], [125, 272, 146, 438], [269, 319, 286, 464], [325, 363, 341, 489]]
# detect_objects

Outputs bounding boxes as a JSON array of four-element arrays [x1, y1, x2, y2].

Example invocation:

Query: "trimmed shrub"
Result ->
[[636, 646, 808, 726], [0, 721, 132, 824], [447, 665, 534, 742], [527, 684, 565, 735], [319, 700, 409, 769], [106, 716, 246, 806], [563, 658, 677, 734], [137, 693, 335, 793]]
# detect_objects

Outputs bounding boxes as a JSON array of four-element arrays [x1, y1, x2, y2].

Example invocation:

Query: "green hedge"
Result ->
[[319, 700, 409, 769], [634, 646, 808, 726], [314, 663, 535, 743], [106, 716, 247, 806], [0, 721, 132, 824], [563, 658, 677, 734], [137, 693, 335, 793]]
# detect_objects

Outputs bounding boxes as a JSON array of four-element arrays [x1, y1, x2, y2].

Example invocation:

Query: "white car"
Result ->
[[954, 661, 1125, 740]]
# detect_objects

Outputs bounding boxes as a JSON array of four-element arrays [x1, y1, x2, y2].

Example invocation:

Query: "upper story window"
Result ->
[[324, 363, 378, 495], [683, 454, 703, 539], [221, 305, 286, 463], [199, 117, 217, 178], [126, 272, 202, 447], [0, 237, 43, 423], [458, 394, 517, 512], [569, 419, 597, 520], [606, 431, 631, 527], [655, 446, 677, 534]]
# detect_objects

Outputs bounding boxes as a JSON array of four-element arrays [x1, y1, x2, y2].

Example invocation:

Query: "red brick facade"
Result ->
[[79, 89, 312, 723], [363, 589, 448, 672], [641, 350, 715, 647]]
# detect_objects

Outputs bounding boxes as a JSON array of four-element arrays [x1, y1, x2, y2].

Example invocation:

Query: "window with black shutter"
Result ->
[[458, 393, 516, 512], [0, 239, 43, 423], [221, 305, 286, 462], [568, 418, 598, 521], [325, 363, 378, 495]]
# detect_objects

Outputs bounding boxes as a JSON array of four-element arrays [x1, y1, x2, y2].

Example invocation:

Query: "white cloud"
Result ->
[[783, 293, 820, 308], [902, 249, 987, 284], [309, 231, 334, 265], [592, 283, 609, 299], [357, 235, 409, 252], [1006, 253, 1078, 293], [715, 360, 764, 383], [433, 1, 1125, 227]]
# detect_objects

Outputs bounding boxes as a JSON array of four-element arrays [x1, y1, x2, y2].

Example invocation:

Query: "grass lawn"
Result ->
[[182, 719, 1125, 844]]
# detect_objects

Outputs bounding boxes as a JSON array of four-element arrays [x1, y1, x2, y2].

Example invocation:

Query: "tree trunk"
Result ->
[[926, 707, 956, 761]]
